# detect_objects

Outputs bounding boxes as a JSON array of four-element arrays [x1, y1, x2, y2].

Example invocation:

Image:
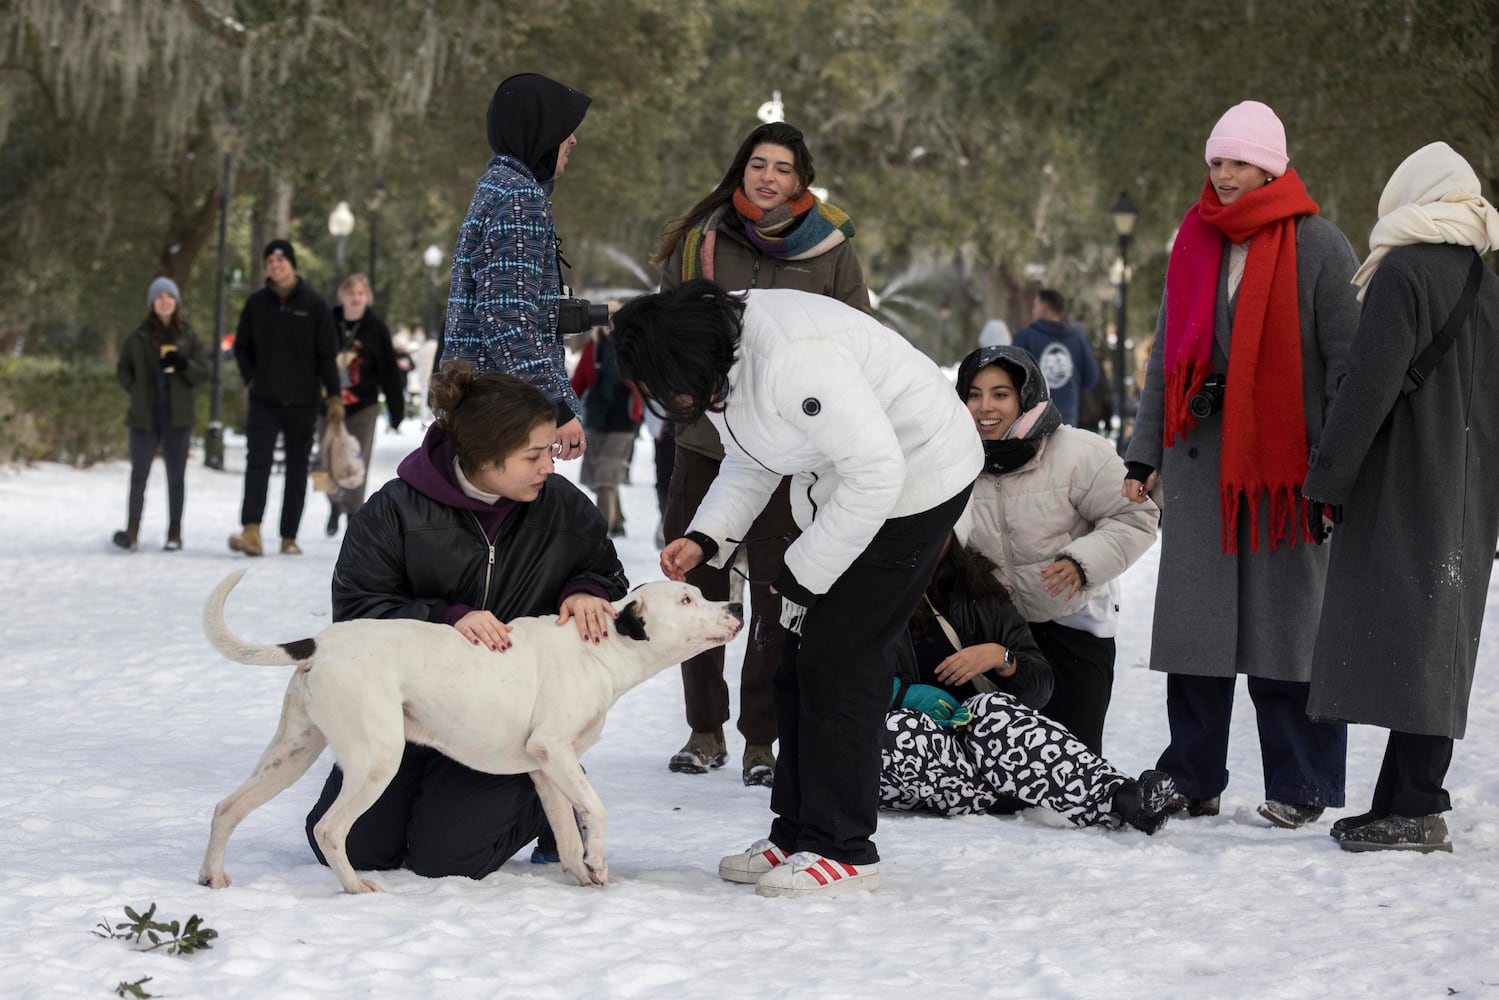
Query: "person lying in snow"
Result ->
[[881, 532, 1175, 833]]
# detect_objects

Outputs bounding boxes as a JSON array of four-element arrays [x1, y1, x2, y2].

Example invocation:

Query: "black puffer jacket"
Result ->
[[332, 424, 627, 624], [234, 277, 340, 407], [894, 571, 1054, 709]]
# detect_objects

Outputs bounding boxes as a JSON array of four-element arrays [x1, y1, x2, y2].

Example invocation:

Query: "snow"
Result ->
[[3, 421, 1497, 999]]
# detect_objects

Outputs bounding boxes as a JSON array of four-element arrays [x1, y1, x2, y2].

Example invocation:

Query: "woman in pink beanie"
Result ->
[[1120, 100, 1362, 830]]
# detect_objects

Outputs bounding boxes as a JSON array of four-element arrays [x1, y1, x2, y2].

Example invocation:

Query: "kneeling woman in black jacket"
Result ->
[[306, 361, 628, 880], [883, 536, 1173, 833]]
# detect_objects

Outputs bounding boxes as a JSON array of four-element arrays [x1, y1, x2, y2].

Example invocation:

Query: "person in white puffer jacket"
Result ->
[[956, 345, 1159, 755], [610, 279, 982, 899]]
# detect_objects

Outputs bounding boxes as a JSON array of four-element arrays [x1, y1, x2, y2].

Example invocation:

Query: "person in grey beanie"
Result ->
[[113, 276, 209, 551]]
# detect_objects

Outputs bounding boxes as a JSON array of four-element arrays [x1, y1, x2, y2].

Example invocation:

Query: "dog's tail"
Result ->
[[203, 570, 315, 667]]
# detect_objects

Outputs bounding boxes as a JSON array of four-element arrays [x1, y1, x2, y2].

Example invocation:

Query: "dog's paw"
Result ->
[[586, 860, 608, 886], [198, 871, 231, 889]]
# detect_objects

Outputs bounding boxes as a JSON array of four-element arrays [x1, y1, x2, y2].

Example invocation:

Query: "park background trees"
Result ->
[[2, 0, 1495, 369]]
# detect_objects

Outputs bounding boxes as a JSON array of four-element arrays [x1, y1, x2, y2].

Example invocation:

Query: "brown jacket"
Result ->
[[661, 218, 872, 459]]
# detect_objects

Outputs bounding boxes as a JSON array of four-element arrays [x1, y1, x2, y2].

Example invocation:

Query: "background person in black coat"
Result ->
[[229, 239, 341, 557], [881, 536, 1175, 833], [306, 361, 627, 880]]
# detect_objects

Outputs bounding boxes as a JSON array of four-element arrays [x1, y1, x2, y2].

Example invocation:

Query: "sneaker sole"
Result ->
[[1339, 838, 1453, 854], [754, 873, 880, 898], [719, 866, 767, 884]]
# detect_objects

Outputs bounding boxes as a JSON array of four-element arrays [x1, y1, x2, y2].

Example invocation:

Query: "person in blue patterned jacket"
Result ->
[[439, 72, 592, 459]]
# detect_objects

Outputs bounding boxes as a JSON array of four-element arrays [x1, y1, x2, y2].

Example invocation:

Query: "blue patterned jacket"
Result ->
[[440, 154, 578, 419]]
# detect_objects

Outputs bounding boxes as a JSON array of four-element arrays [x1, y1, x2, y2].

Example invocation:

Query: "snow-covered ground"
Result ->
[[2, 420, 1496, 999]]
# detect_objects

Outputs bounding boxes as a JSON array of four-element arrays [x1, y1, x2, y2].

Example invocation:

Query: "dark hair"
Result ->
[[144, 306, 185, 344], [909, 538, 1014, 642], [428, 360, 556, 476], [610, 278, 743, 423], [650, 122, 817, 269], [1036, 288, 1066, 316]]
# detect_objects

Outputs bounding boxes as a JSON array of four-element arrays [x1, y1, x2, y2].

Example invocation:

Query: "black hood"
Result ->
[[955, 345, 1050, 411], [486, 73, 591, 182]]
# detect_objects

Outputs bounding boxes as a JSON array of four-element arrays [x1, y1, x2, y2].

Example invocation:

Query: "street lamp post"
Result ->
[[328, 200, 355, 293], [423, 243, 444, 344], [1110, 191, 1138, 453], [204, 150, 232, 470]]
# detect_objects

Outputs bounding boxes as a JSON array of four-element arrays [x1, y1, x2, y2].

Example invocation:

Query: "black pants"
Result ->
[[240, 400, 318, 540], [767, 484, 972, 865], [127, 424, 191, 529], [1371, 730, 1453, 817], [305, 745, 547, 879], [1028, 619, 1115, 755], [1157, 673, 1346, 807]]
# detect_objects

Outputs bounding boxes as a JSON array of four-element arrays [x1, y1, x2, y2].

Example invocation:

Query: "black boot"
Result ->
[[326, 503, 341, 537], [164, 520, 182, 551], [1112, 769, 1176, 834], [112, 518, 140, 552]]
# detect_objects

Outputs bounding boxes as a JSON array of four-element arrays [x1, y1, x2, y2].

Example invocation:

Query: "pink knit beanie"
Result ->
[[1204, 100, 1288, 177]]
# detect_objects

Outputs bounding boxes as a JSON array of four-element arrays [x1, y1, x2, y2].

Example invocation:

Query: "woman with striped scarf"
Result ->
[[649, 122, 871, 787]]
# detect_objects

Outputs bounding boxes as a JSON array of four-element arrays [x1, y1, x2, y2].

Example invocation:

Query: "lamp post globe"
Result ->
[[1110, 191, 1138, 452]]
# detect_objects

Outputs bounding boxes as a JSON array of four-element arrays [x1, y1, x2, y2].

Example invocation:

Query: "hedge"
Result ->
[[0, 356, 246, 466]]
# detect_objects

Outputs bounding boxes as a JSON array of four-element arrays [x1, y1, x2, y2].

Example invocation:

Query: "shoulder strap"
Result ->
[[1403, 252, 1486, 396]]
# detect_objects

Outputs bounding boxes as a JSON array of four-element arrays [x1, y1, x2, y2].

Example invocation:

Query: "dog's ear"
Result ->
[[614, 601, 648, 641]]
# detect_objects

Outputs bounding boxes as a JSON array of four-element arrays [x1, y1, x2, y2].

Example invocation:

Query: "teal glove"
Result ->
[[890, 679, 972, 728]]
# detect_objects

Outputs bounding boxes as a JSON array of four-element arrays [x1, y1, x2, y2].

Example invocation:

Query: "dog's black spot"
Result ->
[[281, 638, 316, 662], [615, 603, 648, 641]]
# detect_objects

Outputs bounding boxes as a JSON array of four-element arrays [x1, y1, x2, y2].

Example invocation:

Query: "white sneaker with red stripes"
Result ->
[[753, 851, 880, 898], [718, 839, 791, 884]]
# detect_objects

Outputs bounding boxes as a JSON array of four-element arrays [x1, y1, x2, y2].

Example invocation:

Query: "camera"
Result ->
[[556, 297, 610, 336], [1188, 373, 1227, 419]]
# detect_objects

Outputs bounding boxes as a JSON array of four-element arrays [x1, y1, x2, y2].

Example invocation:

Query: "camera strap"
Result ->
[[1402, 251, 1485, 396]]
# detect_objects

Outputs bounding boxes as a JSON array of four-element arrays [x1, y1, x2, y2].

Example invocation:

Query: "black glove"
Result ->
[[1305, 498, 1341, 545], [160, 350, 186, 371]]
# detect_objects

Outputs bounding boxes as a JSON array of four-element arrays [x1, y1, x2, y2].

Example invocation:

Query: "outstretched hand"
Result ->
[[659, 538, 704, 582]]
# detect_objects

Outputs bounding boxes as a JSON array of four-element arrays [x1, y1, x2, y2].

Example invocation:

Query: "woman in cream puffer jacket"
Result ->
[[956, 345, 1158, 754]]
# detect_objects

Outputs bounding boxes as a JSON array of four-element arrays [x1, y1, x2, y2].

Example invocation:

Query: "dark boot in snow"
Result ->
[[1113, 769, 1176, 834]]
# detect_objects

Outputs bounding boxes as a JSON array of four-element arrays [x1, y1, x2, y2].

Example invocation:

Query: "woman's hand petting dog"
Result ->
[[455, 610, 514, 652], [558, 593, 618, 644]]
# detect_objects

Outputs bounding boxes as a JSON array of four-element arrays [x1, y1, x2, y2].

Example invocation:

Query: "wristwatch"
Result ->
[[1002, 647, 1015, 672]]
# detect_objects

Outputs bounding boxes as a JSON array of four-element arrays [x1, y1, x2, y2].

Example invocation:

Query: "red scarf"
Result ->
[[1163, 170, 1318, 553]]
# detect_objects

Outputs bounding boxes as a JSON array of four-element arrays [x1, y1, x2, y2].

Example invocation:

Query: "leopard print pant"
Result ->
[[880, 691, 1128, 828]]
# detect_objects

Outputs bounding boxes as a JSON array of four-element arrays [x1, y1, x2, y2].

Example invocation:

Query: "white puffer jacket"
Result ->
[[690, 289, 983, 597], [960, 427, 1158, 637]]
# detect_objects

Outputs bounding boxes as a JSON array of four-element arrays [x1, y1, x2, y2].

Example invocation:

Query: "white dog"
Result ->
[[197, 572, 742, 894]]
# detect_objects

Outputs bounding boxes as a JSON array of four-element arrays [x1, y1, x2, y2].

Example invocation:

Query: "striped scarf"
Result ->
[[680, 192, 856, 281]]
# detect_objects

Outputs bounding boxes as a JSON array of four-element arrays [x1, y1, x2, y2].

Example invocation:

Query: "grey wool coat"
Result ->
[[1304, 243, 1499, 738], [1127, 215, 1361, 681]]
